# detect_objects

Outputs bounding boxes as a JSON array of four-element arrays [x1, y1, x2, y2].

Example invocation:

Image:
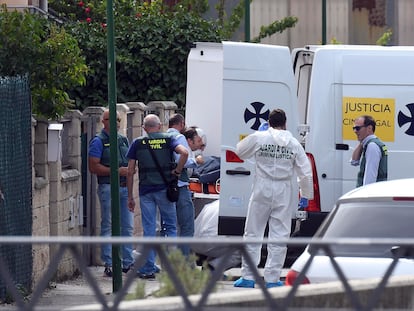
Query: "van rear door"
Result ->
[[292, 47, 315, 125], [218, 42, 299, 235], [185, 42, 223, 158]]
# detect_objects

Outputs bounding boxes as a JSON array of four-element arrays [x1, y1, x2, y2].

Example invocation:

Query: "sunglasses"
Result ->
[[352, 125, 366, 131]]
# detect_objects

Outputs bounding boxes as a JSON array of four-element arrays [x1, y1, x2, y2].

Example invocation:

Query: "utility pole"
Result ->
[[244, 0, 250, 42], [322, 0, 327, 44], [106, 0, 122, 292]]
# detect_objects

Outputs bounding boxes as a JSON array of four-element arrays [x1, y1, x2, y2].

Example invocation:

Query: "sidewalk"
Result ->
[[7, 267, 406, 311], [0, 266, 152, 311], [0, 266, 246, 311]]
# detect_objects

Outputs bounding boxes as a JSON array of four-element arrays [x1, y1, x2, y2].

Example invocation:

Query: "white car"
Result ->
[[285, 178, 414, 285]]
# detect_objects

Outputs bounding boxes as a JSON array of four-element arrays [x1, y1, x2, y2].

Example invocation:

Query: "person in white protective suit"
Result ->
[[233, 108, 313, 289], [192, 200, 241, 272]]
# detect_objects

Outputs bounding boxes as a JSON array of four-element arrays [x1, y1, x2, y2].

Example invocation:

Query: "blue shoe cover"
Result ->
[[233, 277, 255, 288], [266, 280, 284, 288]]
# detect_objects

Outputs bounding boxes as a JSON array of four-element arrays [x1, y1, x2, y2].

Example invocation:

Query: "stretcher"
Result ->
[[189, 156, 221, 197], [189, 178, 220, 195]]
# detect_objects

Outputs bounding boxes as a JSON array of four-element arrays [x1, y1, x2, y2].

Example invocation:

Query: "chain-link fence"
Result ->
[[0, 75, 33, 299]]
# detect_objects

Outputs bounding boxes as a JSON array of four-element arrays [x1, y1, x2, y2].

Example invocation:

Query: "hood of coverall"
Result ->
[[268, 127, 292, 146]]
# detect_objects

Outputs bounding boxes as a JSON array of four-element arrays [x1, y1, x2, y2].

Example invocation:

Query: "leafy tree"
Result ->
[[49, 0, 297, 112], [50, 0, 221, 111], [0, 5, 88, 119], [251, 16, 298, 43], [376, 28, 392, 46], [215, 0, 244, 39], [1, 0, 297, 116]]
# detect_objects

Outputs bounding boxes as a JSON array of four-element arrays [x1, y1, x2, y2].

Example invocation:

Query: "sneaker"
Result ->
[[136, 271, 156, 279], [233, 277, 255, 288], [122, 265, 133, 273], [266, 280, 284, 288], [153, 265, 161, 274], [103, 266, 113, 277]]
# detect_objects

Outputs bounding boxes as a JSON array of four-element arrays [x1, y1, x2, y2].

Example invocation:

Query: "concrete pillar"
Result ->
[[146, 101, 178, 131], [124, 102, 148, 238], [62, 110, 83, 171], [125, 101, 146, 142], [32, 117, 51, 288], [33, 119, 49, 179]]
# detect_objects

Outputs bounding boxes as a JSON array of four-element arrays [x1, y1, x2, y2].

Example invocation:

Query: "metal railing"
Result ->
[[1, 236, 414, 311], [5, 5, 64, 24]]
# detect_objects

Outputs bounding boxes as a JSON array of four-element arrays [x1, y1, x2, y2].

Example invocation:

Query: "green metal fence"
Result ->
[[0, 75, 33, 299]]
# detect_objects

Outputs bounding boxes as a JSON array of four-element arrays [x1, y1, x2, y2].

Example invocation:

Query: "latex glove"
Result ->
[[298, 197, 308, 210], [258, 122, 269, 131]]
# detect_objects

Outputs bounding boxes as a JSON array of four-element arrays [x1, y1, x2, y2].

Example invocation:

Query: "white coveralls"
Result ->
[[236, 127, 313, 283]]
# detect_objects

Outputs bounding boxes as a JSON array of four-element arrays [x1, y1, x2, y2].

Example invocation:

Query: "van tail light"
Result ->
[[285, 269, 310, 286], [305, 152, 321, 212], [226, 150, 244, 163]]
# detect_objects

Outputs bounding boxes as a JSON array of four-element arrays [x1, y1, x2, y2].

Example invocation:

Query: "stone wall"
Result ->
[[32, 118, 50, 285]]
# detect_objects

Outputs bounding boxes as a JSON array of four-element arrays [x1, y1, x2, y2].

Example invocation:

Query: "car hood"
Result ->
[[290, 249, 414, 284]]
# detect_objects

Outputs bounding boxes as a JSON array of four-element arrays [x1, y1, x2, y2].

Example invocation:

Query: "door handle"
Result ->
[[226, 170, 251, 176], [336, 144, 349, 150]]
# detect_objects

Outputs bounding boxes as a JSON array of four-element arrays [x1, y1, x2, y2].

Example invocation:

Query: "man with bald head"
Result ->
[[127, 114, 188, 278], [88, 109, 134, 277]]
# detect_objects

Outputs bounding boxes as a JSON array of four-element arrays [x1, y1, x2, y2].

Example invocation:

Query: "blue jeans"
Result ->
[[98, 184, 134, 269], [139, 189, 177, 274], [176, 186, 195, 257]]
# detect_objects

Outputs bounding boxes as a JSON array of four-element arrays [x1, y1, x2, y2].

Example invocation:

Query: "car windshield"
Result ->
[[310, 201, 414, 257]]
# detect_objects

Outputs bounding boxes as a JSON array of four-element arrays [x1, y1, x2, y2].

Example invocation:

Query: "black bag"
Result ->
[[166, 179, 179, 202], [146, 138, 180, 203]]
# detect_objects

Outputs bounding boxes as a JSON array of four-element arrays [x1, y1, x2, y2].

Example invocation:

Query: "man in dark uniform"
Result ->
[[88, 109, 134, 277], [127, 114, 188, 278]]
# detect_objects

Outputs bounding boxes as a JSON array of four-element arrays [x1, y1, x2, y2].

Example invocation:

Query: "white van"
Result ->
[[293, 45, 414, 218], [185, 41, 300, 236]]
